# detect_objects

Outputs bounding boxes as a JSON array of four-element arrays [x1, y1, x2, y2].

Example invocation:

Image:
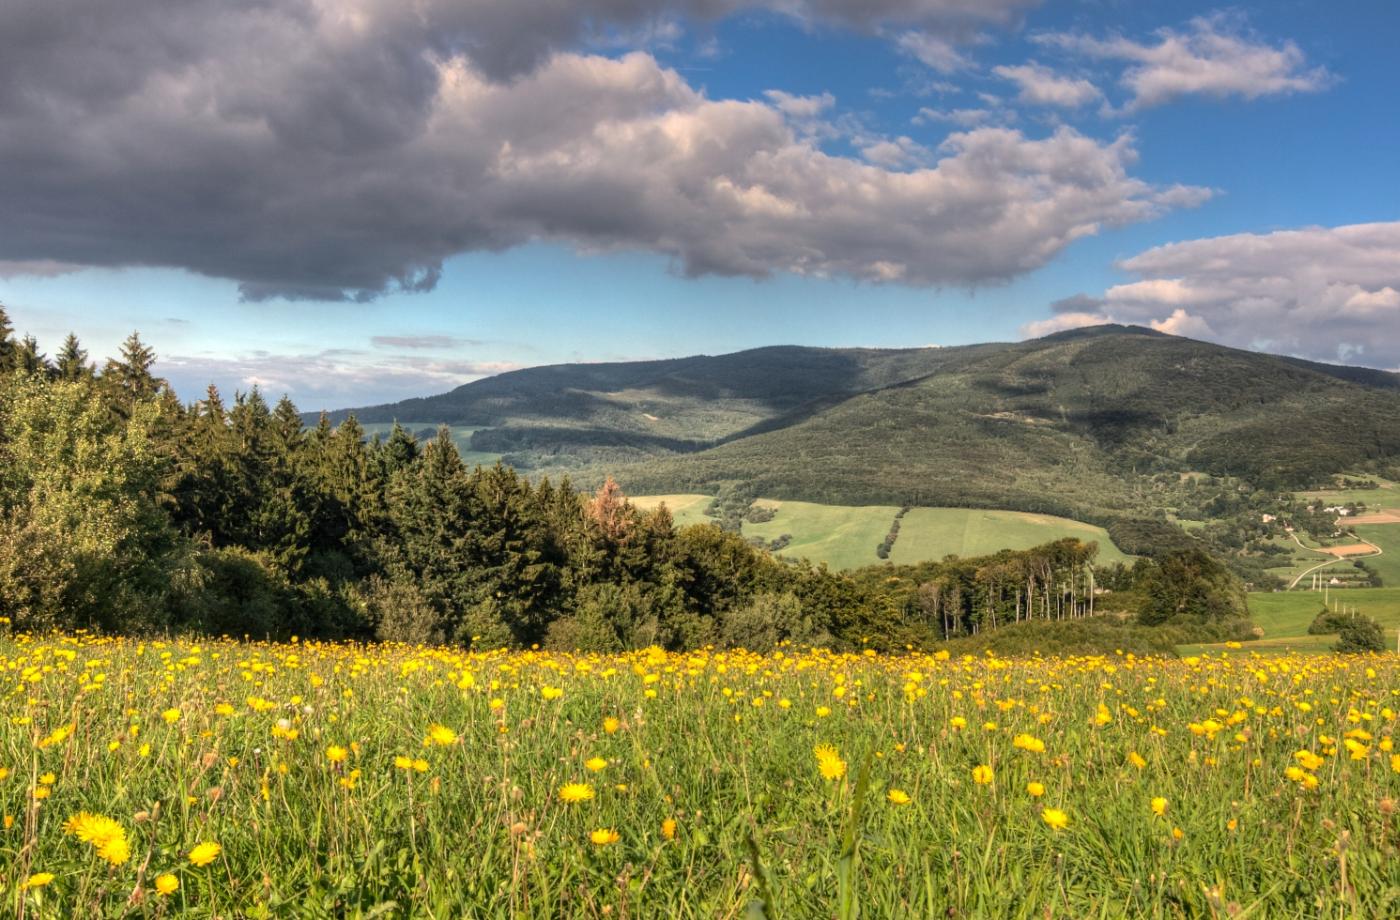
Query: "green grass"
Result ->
[[629, 494, 714, 528], [631, 498, 1137, 571], [1246, 587, 1400, 637], [890, 508, 1134, 567], [10, 633, 1400, 917], [742, 500, 901, 571], [1351, 523, 1400, 585], [1297, 475, 1400, 509]]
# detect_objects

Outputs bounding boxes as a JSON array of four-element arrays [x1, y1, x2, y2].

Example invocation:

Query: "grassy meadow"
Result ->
[[633, 498, 1134, 571], [5, 632, 1400, 917]]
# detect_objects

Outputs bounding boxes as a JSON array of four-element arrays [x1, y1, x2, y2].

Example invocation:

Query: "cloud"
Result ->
[[371, 335, 481, 350], [1036, 13, 1332, 110], [0, 0, 1207, 301], [1029, 222, 1400, 368], [913, 106, 1015, 128], [992, 62, 1101, 108], [158, 348, 522, 410], [896, 32, 972, 74]]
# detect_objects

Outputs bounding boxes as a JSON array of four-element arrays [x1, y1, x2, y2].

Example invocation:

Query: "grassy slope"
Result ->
[[742, 500, 900, 571], [632, 497, 1136, 571], [1351, 523, 1400, 585], [628, 494, 714, 529], [890, 508, 1134, 567], [1182, 587, 1400, 655]]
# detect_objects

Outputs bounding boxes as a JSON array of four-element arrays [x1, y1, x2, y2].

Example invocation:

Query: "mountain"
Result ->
[[324, 325, 1400, 520]]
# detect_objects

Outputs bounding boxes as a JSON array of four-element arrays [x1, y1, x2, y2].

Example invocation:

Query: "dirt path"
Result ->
[[1288, 532, 1383, 590]]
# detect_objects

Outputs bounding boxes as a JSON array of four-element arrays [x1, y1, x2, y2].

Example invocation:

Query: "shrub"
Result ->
[[1334, 616, 1386, 654], [1308, 608, 1357, 635]]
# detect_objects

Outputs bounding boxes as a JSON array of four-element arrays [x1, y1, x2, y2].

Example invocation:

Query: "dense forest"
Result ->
[[0, 311, 1250, 651]]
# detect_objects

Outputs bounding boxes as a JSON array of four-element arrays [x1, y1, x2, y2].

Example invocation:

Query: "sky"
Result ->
[[1, 0, 1397, 410]]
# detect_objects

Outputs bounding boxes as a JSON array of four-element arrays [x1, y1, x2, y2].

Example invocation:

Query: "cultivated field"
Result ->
[[4, 634, 1400, 917], [633, 498, 1134, 570]]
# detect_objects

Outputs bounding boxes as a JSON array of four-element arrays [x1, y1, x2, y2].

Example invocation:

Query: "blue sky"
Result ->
[[2, 1, 1397, 408]]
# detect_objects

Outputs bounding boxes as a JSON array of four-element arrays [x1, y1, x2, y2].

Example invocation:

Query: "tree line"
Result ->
[[0, 311, 1249, 651]]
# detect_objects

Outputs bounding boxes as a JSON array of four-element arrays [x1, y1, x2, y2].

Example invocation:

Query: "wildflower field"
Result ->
[[3, 634, 1400, 918]]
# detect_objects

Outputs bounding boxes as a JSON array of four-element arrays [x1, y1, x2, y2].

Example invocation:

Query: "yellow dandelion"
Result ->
[[155, 874, 179, 896], [972, 764, 994, 786], [427, 724, 457, 746], [585, 757, 608, 772], [887, 789, 911, 805], [661, 818, 677, 840], [814, 744, 847, 781], [326, 745, 348, 764], [589, 828, 620, 846], [1151, 797, 1168, 818], [559, 782, 595, 803], [187, 841, 221, 867], [161, 708, 180, 725], [24, 872, 54, 889], [1027, 781, 1046, 798], [1042, 808, 1070, 830], [603, 717, 620, 734]]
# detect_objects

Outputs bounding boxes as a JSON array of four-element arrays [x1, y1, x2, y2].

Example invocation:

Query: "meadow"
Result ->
[[4, 632, 1400, 917], [632, 497, 1134, 571]]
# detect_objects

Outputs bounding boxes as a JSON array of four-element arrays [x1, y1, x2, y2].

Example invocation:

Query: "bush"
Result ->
[[1334, 616, 1386, 654], [719, 591, 831, 652], [1308, 608, 1358, 635], [939, 615, 1258, 658]]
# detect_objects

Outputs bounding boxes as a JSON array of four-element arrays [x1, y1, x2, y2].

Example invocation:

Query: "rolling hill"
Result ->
[[323, 326, 1400, 522]]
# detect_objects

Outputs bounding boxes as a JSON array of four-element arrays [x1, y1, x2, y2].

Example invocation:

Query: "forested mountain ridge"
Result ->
[[326, 325, 1400, 518]]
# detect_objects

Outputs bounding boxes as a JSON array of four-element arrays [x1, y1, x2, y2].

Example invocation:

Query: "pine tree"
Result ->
[[0, 304, 16, 373], [55, 333, 94, 380], [16, 336, 51, 377]]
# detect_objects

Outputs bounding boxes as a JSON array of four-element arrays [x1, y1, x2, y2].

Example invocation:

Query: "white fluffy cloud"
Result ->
[[1037, 13, 1331, 110], [0, 0, 1205, 300], [992, 62, 1101, 108], [1027, 222, 1400, 368]]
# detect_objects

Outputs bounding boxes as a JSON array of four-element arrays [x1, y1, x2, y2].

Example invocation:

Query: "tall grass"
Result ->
[[2, 632, 1398, 917]]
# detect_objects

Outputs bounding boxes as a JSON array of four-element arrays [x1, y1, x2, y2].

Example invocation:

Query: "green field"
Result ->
[[632, 497, 1135, 571], [1352, 522, 1400, 584], [890, 508, 1134, 567], [741, 500, 901, 571], [629, 493, 715, 528], [1298, 475, 1400, 509]]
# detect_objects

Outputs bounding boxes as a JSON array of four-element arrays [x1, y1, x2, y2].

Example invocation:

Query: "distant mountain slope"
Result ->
[[325, 326, 1400, 518]]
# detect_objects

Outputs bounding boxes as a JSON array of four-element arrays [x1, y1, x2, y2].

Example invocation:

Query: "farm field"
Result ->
[[890, 508, 1134, 567], [627, 494, 714, 528], [1352, 523, 1400, 586], [1298, 475, 1400, 510], [1182, 588, 1400, 656], [634, 498, 1135, 571], [5, 634, 1400, 917]]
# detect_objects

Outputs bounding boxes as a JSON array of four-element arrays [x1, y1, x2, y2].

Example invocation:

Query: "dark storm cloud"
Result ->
[[0, 0, 1212, 302]]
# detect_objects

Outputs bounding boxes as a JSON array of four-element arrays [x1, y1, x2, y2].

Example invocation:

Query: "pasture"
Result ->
[[633, 498, 1135, 571], [4, 634, 1400, 917]]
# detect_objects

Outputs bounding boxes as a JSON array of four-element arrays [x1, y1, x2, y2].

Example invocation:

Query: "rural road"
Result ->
[[1287, 531, 1383, 590]]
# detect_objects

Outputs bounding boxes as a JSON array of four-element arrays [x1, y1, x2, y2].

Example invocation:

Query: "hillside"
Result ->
[[325, 326, 1400, 519]]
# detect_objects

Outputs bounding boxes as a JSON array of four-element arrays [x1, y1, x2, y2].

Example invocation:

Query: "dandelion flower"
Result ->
[[585, 757, 608, 772], [23, 872, 54, 889], [427, 724, 457, 746], [887, 789, 911, 805], [589, 828, 620, 846], [814, 744, 846, 781], [661, 818, 677, 840], [603, 717, 620, 734], [1151, 797, 1168, 818], [1027, 782, 1045, 798], [1128, 752, 1147, 770], [155, 874, 179, 896], [187, 842, 221, 867], [1042, 808, 1069, 830], [971, 765, 993, 786], [559, 782, 595, 803], [325, 745, 348, 764], [161, 708, 180, 725]]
